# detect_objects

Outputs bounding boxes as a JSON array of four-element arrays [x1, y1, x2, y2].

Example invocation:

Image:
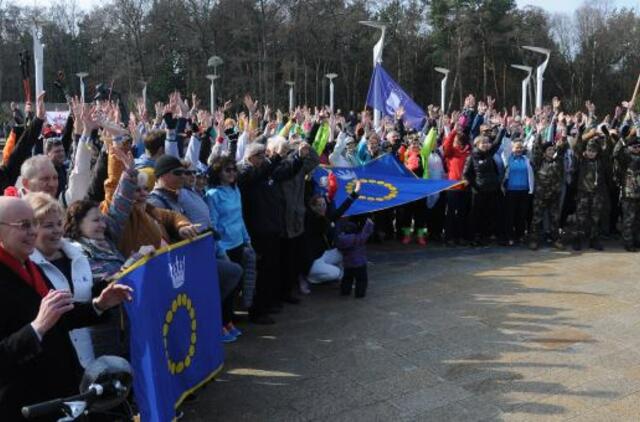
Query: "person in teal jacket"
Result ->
[[205, 155, 254, 342]]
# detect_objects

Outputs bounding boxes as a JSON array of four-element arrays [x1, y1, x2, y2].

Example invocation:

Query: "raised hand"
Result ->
[[486, 96, 495, 110], [243, 94, 258, 114], [112, 143, 134, 170], [552, 96, 561, 111], [585, 100, 596, 114], [395, 105, 406, 120]]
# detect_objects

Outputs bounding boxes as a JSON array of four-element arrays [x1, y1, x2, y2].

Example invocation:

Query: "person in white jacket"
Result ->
[[329, 132, 358, 167], [24, 192, 96, 368]]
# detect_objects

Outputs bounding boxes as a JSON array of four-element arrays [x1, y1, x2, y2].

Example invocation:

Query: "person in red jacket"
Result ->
[[443, 124, 472, 246]]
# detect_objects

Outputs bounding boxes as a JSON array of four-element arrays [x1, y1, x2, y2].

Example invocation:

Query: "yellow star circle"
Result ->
[[345, 179, 398, 202], [163, 293, 197, 375]]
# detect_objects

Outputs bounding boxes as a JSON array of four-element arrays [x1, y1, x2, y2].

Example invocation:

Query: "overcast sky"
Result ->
[[11, 0, 640, 15]]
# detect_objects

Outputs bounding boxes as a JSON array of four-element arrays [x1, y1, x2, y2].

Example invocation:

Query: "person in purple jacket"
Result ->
[[335, 218, 374, 298]]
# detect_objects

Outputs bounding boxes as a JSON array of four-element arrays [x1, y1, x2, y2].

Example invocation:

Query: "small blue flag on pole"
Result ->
[[116, 233, 223, 422], [313, 154, 460, 216], [365, 64, 426, 129]]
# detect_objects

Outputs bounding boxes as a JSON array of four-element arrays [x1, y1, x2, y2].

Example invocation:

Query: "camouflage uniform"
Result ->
[[613, 138, 640, 248], [530, 134, 566, 242], [573, 133, 612, 246]]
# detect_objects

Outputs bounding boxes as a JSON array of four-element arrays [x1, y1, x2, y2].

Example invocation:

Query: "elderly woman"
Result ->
[[24, 192, 96, 368]]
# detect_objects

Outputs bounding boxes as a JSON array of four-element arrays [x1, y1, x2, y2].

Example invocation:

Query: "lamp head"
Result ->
[[75, 72, 89, 78], [434, 67, 449, 75]]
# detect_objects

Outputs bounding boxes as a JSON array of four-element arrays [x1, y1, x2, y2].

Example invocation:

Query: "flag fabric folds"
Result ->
[[116, 233, 223, 422], [365, 64, 426, 129], [313, 154, 460, 217]]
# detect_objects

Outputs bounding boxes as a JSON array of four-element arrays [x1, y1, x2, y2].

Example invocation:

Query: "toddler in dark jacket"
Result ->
[[335, 218, 374, 298]]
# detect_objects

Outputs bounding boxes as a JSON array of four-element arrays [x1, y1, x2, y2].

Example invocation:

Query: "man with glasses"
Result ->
[[0, 196, 132, 420]]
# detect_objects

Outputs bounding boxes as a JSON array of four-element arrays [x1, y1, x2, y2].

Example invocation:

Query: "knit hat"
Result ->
[[154, 155, 183, 177]]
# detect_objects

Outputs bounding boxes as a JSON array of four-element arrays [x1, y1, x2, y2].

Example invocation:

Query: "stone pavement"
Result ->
[[184, 243, 640, 421]]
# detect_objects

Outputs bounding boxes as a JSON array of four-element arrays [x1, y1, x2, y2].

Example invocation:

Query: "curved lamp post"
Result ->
[[511, 65, 533, 119], [522, 46, 551, 109], [434, 67, 449, 112]]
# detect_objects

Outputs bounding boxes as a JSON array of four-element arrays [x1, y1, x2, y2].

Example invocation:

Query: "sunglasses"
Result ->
[[0, 219, 39, 231]]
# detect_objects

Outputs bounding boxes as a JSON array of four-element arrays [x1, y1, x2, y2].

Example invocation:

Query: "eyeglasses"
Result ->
[[0, 219, 39, 231], [171, 169, 186, 176], [223, 167, 237, 173]]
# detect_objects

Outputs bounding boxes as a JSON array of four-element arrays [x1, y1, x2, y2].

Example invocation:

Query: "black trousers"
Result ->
[[221, 246, 244, 325], [426, 194, 446, 241], [399, 199, 427, 230], [280, 235, 303, 300], [505, 190, 531, 241], [445, 189, 471, 241], [341, 265, 368, 297], [250, 235, 282, 316], [470, 190, 499, 240]]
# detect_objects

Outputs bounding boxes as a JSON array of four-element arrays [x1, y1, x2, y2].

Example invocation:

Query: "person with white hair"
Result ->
[[0, 196, 132, 420]]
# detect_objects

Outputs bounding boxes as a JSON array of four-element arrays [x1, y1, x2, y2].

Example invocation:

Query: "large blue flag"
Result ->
[[365, 64, 426, 129], [314, 154, 460, 216], [116, 233, 223, 422]]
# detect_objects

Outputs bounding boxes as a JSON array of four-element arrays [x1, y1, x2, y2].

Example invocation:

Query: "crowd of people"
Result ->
[[0, 86, 639, 419]]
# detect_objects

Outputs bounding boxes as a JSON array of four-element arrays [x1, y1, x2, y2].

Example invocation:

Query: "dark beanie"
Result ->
[[154, 155, 183, 177]]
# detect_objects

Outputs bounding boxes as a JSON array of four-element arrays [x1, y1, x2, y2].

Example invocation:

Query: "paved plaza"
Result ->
[[185, 243, 640, 421]]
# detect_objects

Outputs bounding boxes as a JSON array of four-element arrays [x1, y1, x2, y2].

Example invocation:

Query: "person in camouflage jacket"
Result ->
[[572, 127, 614, 251], [529, 126, 567, 250], [613, 133, 640, 251]]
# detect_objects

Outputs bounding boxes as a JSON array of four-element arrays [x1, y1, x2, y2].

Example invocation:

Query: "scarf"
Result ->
[[0, 246, 50, 297]]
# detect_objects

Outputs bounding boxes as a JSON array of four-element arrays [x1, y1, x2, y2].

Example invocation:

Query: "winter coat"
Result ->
[[30, 240, 95, 368]]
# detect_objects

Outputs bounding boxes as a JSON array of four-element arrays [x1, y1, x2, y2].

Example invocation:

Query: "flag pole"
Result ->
[[625, 72, 640, 120], [359, 21, 387, 129]]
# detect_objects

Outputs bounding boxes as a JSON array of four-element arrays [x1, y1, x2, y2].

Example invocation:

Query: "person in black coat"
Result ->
[[463, 125, 505, 245], [237, 142, 307, 324], [0, 196, 133, 421]]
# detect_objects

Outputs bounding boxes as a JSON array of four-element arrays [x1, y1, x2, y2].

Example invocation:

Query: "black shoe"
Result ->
[[624, 243, 637, 252], [282, 296, 300, 305], [249, 314, 275, 325], [589, 240, 604, 251]]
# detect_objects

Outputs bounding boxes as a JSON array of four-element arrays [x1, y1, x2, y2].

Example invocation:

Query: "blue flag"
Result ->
[[365, 64, 426, 129], [116, 234, 223, 422], [314, 154, 460, 216]]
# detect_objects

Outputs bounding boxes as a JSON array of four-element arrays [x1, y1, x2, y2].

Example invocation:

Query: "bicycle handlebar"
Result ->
[[22, 385, 102, 419]]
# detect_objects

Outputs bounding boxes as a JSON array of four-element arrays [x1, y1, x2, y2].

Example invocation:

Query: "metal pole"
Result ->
[[211, 80, 215, 114], [359, 21, 387, 129], [522, 46, 551, 110], [326, 73, 338, 113], [435, 68, 449, 112], [511, 65, 532, 119], [32, 27, 44, 102]]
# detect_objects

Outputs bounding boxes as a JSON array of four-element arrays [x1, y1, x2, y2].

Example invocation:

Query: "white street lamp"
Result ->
[[511, 65, 533, 119], [139, 80, 148, 107], [325, 73, 338, 113], [207, 56, 224, 113], [359, 21, 387, 128], [434, 67, 449, 112], [522, 46, 551, 110], [76, 72, 88, 104], [285, 81, 295, 113], [206, 74, 220, 114]]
